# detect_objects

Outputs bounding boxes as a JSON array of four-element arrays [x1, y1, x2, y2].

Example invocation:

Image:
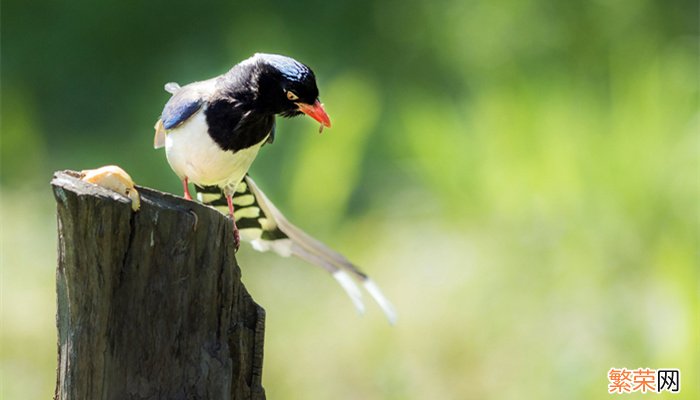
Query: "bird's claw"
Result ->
[[233, 226, 240, 252]]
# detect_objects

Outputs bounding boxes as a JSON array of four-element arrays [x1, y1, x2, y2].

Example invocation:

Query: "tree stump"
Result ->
[[51, 171, 266, 400]]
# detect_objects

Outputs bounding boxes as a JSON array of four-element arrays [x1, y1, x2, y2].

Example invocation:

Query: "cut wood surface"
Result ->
[[51, 170, 266, 400]]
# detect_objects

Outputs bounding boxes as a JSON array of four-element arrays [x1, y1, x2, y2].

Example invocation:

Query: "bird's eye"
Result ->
[[286, 91, 299, 101]]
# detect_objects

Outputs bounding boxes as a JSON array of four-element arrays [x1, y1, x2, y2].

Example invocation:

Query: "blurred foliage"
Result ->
[[1, 0, 698, 399]]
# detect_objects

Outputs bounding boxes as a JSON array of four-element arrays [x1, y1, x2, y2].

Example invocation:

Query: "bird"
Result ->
[[153, 53, 330, 248], [153, 53, 396, 323]]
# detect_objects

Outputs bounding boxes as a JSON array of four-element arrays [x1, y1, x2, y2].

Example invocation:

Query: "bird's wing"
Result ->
[[161, 86, 205, 130], [154, 79, 215, 149], [193, 177, 397, 324]]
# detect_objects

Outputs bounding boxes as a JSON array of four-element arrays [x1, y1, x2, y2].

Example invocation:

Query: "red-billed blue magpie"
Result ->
[[154, 53, 395, 323]]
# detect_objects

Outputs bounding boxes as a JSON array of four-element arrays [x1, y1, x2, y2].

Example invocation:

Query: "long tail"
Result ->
[[195, 176, 397, 324]]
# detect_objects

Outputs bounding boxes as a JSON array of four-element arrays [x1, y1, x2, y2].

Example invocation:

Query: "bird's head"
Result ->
[[245, 53, 331, 129]]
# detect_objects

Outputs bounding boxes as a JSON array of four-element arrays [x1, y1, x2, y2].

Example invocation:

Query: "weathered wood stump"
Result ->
[[51, 171, 266, 400]]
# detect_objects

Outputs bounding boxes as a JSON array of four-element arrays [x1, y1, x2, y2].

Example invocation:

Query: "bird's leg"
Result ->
[[182, 177, 193, 200], [225, 193, 240, 251]]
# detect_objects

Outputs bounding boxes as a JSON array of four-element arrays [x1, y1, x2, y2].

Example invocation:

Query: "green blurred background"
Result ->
[[1, 0, 698, 399]]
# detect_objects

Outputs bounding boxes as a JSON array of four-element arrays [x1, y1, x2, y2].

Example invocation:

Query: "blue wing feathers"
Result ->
[[161, 96, 203, 129], [160, 81, 211, 130]]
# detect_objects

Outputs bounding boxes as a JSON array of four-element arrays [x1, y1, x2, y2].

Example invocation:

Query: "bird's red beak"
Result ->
[[298, 100, 331, 128]]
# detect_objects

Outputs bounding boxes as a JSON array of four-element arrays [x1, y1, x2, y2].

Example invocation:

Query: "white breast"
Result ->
[[164, 110, 266, 189]]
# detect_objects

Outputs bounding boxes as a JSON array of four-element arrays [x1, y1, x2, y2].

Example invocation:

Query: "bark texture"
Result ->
[[51, 171, 266, 400]]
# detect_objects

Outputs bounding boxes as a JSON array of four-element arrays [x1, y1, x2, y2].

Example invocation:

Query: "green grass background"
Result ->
[[1, 0, 698, 398]]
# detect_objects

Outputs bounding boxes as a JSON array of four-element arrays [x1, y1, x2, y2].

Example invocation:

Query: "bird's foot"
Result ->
[[225, 193, 240, 251], [233, 224, 240, 252], [182, 177, 193, 200]]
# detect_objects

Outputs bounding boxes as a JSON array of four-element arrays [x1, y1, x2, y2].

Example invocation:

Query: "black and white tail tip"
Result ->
[[195, 175, 397, 324]]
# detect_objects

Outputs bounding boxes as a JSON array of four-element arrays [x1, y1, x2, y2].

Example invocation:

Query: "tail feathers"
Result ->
[[363, 279, 398, 325], [289, 242, 366, 315], [247, 177, 366, 280], [333, 270, 366, 315], [193, 176, 397, 323]]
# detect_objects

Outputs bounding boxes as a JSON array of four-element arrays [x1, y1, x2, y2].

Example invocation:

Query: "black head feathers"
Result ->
[[221, 53, 321, 116]]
